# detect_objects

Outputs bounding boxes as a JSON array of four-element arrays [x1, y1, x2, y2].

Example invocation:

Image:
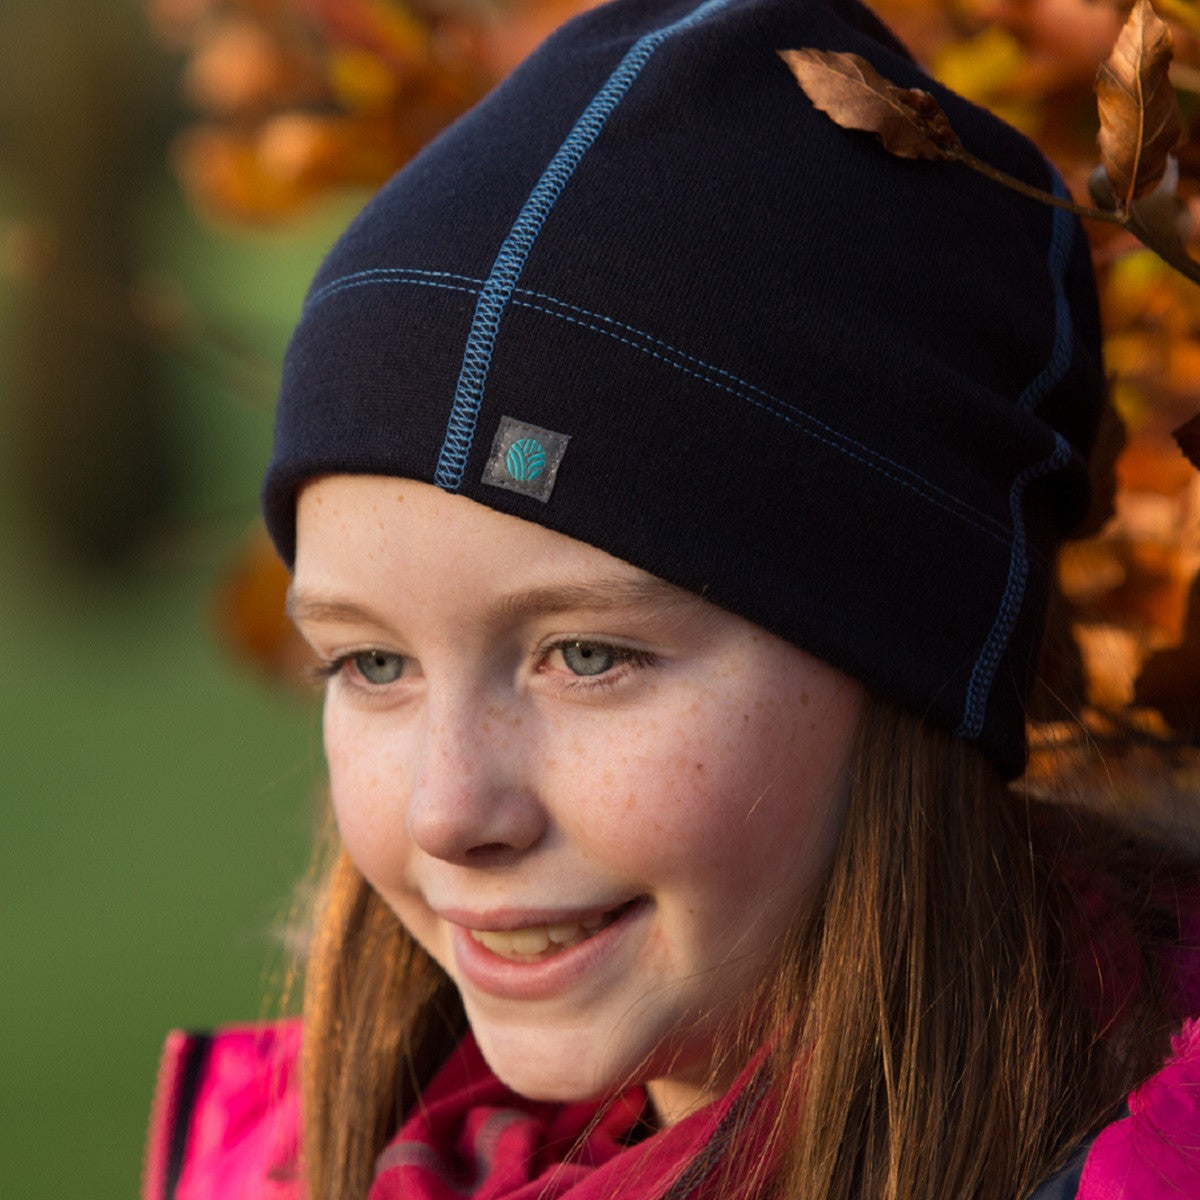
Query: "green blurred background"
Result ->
[[0, 3, 358, 1196]]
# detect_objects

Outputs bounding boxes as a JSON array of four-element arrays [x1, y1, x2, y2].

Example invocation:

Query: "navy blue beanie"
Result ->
[[263, 0, 1106, 777]]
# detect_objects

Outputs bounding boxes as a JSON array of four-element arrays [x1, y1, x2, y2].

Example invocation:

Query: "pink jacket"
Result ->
[[143, 1022, 302, 1200], [142, 1015, 1200, 1200]]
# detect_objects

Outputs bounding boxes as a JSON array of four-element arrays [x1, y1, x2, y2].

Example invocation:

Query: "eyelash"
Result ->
[[308, 652, 402, 691], [309, 640, 657, 694], [540, 639, 657, 692]]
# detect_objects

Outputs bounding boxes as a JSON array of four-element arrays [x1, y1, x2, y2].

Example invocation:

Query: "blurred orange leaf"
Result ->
[[172, 126, 317, 223], [215, 524, 315, 684], [184, 15, 324, 115], [301, 0, 433, 71], [257, 110, 414, 189], [1117, 435, 1198, 495]]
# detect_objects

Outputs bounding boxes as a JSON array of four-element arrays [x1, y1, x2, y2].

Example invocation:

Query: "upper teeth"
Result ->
[[470, 916, 606, 960]]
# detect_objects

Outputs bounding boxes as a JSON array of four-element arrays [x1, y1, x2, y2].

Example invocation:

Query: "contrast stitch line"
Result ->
[[305, 267, 483, 311], [433, 0, 740, 490], [957, 177, 1078, 740], [956, 434, 1070, 741], [513, 287, 1011, 541], [510, 297, 1011, 544], [305, 275, 481, 306], [1018, 177, 1075, 411]]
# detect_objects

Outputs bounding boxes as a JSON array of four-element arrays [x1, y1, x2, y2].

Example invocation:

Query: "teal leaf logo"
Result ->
[[505, 437, 546, 482], [482, 417, 568, 503]]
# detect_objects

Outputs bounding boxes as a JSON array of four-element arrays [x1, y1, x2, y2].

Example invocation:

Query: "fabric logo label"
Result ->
[[482, 416, 569, 503]]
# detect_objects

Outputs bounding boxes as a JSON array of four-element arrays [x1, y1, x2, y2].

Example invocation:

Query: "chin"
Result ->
[[494, 1068, 604, 1104], [483, 1050, 624, 1104], [472, 1026, 642, 1104]]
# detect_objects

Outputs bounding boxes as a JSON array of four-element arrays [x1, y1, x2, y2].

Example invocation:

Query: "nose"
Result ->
[[406, 695, 547, 865]]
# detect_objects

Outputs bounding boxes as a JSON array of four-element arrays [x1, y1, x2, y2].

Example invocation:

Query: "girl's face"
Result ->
[[291, 475, 862, 1124]]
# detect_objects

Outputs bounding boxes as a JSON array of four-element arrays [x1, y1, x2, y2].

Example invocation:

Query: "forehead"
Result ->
[[291, 474, 707, 624]]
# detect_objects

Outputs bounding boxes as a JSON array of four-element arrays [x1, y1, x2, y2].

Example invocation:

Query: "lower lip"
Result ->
[[449, 899, 649, 1001]]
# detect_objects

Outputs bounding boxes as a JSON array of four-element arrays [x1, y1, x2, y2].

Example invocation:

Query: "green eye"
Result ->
[[353, 650, 405, 684], [561, 641, 615, 676]]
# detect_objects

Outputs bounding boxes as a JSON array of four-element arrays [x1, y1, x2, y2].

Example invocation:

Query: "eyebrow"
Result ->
[[286, 591, 387, 626], [286, 572, 699, 631], [487, 575, 696, 624]]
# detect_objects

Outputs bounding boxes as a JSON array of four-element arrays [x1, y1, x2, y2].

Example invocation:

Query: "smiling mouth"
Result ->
[[467, 900, 640, 962]]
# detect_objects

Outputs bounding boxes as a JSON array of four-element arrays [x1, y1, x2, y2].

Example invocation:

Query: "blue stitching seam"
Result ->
[[509, 289, 1010, 541], [509, 298, 1010, 544], [303, 270, 1015, 544], [956, 435, 1070, 741], [314, 274, 482, 304], [432, 0, 740, 490], [1016, 184, 1074, 413], [304, 266, 482, 311], [956, 177, 1076, 741]]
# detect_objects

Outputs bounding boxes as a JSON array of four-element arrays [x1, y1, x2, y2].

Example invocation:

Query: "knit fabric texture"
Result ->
[[263, 0, 1106, 776]]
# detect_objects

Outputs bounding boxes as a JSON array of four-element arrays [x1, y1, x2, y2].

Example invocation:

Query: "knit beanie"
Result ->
[[263, 0, 1106, 777]]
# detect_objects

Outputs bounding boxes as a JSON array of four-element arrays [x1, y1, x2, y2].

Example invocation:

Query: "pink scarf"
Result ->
[[367, 1036, 771, 1200]]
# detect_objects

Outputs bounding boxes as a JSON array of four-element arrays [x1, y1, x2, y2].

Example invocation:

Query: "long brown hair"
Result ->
[[298, 696, 1196, 1200]]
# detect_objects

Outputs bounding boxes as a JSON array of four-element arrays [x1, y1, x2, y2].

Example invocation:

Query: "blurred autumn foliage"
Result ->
[[149, 0, 594, 222], [159, 0, 1200, 793]]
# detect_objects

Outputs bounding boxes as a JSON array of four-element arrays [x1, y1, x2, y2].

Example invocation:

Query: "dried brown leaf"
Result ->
[[778, 48, 964, 161], [1175, 412, 1200, 469], [1096, 0, 1183, 207]]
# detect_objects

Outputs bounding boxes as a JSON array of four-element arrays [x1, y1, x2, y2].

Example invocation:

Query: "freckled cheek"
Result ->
[[557, 705, 795, 877], [323, 711, 416, 886]]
